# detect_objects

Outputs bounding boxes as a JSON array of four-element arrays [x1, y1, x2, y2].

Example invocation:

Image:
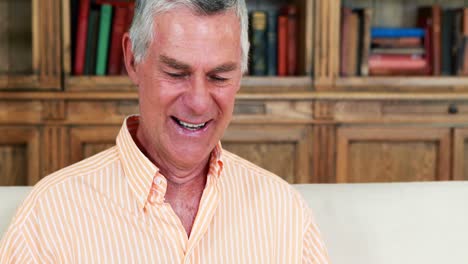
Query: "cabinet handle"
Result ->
[[448, 104, 458, 114]]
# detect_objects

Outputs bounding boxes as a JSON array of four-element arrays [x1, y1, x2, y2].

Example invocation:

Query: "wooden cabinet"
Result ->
[[454, 128, 468, 181], [2, 0, 468, 185], [0, 127, 40, 185], [336, 126, 451, 183], [223, 124, 314, 183]]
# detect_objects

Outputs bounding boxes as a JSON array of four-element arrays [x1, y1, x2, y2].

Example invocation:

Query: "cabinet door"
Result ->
[[69, 127, 120, 164], [0, 0, 61, 90], [0, 127, 39, 185], [454, 128, 468, 180], [222, 124, 313, 183], [336, 126, 451, 183]]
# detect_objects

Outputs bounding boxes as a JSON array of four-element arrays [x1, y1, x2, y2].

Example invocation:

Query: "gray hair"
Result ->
[[129, 0, 249, 72]]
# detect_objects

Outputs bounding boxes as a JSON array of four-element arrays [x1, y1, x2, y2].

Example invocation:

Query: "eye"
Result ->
[[209, 75, 229, 82], [166, 72, 187, 79]]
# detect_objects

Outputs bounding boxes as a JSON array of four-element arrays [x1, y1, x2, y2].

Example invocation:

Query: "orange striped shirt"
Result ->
[[0, 115, 329, 263]]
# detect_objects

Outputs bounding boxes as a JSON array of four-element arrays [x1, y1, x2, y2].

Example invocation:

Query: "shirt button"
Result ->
[[154, 176, 163, 185]]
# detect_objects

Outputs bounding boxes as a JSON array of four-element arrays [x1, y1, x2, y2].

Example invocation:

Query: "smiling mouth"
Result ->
[[172, 116, 208, 131]]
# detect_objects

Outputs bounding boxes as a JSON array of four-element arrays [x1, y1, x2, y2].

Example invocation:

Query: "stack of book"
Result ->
[[72, 0, 134, 76], [249, 5, 298, 77], [369, 27, 428, 76], [340, 5, 468, 77]]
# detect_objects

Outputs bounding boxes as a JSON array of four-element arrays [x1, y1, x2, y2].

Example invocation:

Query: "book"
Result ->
[[70, 0, 80, 73], [121, 3, 135, 75], [417, 5, 441, 75], [369, 54, 428, 75], [84, 6, 100, 75], [441, 9, 455, 75], [73, 0, 90, 75], [357, 8, 372, 76], [95, 4, 113, 75], [453, 8, 468, 75], [266, 11, 277, 76], [341, 10, 359, 76], [107, 6, 128, 75], [371, 27, 425, 38], [372, 37, 423, 48], [282, 5, 298, 76], [249, 11, 267, 76], [277, 14, 288, 76], [371, 47, 426, 55], [340, 8, 352, 76]]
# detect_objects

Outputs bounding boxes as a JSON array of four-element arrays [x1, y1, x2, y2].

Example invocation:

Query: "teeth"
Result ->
[[177, 119, 206, 130]]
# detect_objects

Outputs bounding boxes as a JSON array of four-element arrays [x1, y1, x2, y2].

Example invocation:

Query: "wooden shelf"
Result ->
[[335, 77, 468, 92], [3, 91, 468, 101], [65, 75, 313, 92]]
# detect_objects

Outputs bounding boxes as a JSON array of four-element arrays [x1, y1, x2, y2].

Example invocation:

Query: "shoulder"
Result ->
[[220, 150, 306, 209], [11, 146, 120, 225]]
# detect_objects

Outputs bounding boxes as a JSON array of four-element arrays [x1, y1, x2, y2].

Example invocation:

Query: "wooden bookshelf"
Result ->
[[3, 0, 468, 186], [62, 0, 315, 91], [0, 0, 61, 90]]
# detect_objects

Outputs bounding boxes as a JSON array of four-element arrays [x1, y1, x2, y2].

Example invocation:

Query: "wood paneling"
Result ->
[[42, 126, 67, 176], [222, 124, 313, 183], [0, 145, 27, 186], [69, 127, 120, 163], [337, 126, 451, 183], [0, 127, 40, 185], [453, 128, 468, 181]]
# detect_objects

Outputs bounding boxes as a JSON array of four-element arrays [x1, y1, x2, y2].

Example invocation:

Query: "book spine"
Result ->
[[84, 8, 100, 75], [346, 12, 359, 76], [369, 54, 428, 70], [277, 15, 288, 76], [249, 11, 267, 76], [371, 27, 425, 38], [285, 5, 297, 75], [121, 3, 135, 75], [372, 37, 423, 48], [441, 10, 454, 75], [73, 0, 90, 75], [340, 8, 352, 76], [432, 5, 441, 75], [266, 11, 278, 76], [107, 6, 127, 75], [360, 8, 372, 77], [96, 4, 113, 76]]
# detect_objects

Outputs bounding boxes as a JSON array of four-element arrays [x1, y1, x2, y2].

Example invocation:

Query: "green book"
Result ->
[[95, 4, 113, 76]]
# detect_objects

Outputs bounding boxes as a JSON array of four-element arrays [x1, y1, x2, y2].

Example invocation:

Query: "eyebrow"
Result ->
[[159, 55, 191, 71], [159, 54, 238, 73], [209, 63, 238, 74]]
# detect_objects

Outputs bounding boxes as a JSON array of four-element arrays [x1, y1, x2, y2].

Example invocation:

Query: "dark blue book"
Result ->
[[249, 11, 267, 76], [266, 11, 278, 76], [84, 7, 100, 75], [371, 27, 426, 38], [441, 9, 455, 75]]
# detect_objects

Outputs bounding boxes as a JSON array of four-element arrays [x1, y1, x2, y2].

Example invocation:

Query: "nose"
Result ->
[[183, 74, 212, 115]]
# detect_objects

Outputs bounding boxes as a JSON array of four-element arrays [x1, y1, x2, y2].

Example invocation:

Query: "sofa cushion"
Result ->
[[295, 182, 468, 264]]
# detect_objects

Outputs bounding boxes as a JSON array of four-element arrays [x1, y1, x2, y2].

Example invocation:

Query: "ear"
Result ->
[[122, 33, 139, 86]]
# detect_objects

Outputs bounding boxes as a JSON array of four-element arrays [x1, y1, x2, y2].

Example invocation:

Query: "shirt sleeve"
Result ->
[[0, 224, 36, 263], [302, 218, 330, 264]]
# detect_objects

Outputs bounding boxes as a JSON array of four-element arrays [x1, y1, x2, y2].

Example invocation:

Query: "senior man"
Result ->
[[0, 0, 329, 263]]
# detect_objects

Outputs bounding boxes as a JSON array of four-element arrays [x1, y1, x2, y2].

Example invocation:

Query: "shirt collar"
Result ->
[[116, 115, 224, 212]]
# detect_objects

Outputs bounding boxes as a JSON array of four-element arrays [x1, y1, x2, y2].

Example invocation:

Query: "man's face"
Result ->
[[130, 7, 242, 170]]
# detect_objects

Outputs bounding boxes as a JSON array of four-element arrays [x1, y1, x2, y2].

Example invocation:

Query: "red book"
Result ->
[[417, 5, 441, 75], [121, 4, 135, 75], [282, 5, 297, 76], [73, 0, 90, 75], [372, 37, 423, 48], [108, 6, 128, 75], [369, 54, 428, 75], [277, 15, 288, 76]]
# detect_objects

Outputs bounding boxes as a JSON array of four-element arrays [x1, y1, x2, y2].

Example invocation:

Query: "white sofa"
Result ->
[[1, 182, 468, 264]]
